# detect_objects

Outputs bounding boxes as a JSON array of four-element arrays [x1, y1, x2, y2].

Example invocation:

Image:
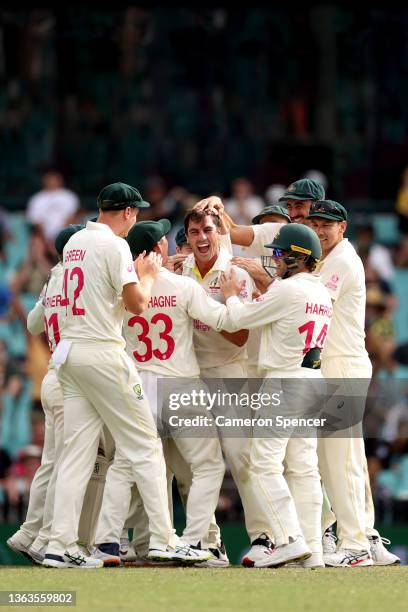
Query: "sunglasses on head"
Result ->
[[310, 201, 345, 218]]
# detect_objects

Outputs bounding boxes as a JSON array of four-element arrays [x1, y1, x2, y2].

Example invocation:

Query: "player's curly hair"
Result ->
[[184, 208, 221, 234]]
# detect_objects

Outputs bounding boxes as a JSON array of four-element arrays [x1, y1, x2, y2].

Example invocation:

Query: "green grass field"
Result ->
[[0, 566, 407, 612]]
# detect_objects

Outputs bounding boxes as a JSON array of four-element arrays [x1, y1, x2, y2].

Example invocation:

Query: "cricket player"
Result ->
[[220, 223, 332, 567], [42, 182, 206, 568], [7, 225, 84, 563], [307, 200, 400, 567], [7, 225, 115, 564], [92, 219, 239, 567], [197, 184, 397, 565], [182, 208, 286, 565]]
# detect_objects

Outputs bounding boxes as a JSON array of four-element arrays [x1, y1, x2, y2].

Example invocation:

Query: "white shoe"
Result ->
[[254, 536, 312, 568], [324, 548, 373, 567], [27, 545, 46, 566], [322, 530, 337, 556], [301, 553, 325, 568], [241, 533, 274, 567], [147, 542, 211, 565], [7, 532, 41, 564], [195, 541, 230, 567], [43, 551, 104, 569], [368, 536, 400, 566], [92, 544, 121, 567], [120, 542, 139, 563]]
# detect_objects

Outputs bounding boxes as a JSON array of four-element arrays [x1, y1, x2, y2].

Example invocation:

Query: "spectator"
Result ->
[[11, 225, 56, 296], [355, 224, 395, 282], [395, 165, 408, 235], [264, 184, 286, 205], [139, 176, 181, 224], [224, 177, 264, 225], [26, 169, 80, 242], [303, 169, 328, 192]]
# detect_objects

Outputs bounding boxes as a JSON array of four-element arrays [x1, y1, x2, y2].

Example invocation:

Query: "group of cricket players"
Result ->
[[6, 177, 401, 569]]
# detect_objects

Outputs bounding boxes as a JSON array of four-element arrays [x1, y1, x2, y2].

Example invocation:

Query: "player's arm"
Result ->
[[185, 279, 237, 334], [27, 283, 47, 335], [220, 269, 286, 330], [193, 196, 255, 246], [122, 252, 162, 314], [231, 257, 273, 294], [219, 328, 249, 347]]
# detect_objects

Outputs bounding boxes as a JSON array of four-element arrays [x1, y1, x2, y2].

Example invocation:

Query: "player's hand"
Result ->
[[163, 253, 188, 274], [135, 251, 162, 279], [231, 257, 272, 290], [193, 196, 224, 217], [220, 268, 244, 299]]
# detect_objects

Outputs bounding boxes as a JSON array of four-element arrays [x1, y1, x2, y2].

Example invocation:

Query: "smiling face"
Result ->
[[308, 218, 346, 256], [186, 214, 220, 268], [285, 199, 313, 224]]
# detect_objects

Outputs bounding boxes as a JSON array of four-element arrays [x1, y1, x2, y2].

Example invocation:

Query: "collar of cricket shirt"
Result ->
[[86, 220, 115, 233], [190, 246, 232, 280], [316, 237, 349, 271]]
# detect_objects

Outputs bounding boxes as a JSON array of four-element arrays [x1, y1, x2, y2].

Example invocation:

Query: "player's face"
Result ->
[[271, 249, 289, 278], [121, 207, 139, 237], [176, 244, 193, 255], [186, 215, 220, 265], [308, 218, 346, 256], [285, 199, 312, 224], [260, 214, 289, 225]]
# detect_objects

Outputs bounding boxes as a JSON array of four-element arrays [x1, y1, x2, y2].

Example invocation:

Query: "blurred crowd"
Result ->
[[1, 168, 408, 527]]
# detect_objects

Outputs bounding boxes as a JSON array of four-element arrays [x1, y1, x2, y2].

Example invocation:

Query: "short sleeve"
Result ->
[[108, 239, 139, 295], [243, 222, 283, 257]]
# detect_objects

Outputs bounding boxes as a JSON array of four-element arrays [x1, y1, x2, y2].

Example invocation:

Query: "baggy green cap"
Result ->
[[306, 199, 348, 222], [175, 227, 188, 246], [252, 204, 291, 225], [97, 182, 150, 211], [126, 219, 171, 258], [55, 224, 85, 255], [279, 178, 325, 202]]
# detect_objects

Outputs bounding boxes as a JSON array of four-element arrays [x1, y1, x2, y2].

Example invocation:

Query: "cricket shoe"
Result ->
[[194, 541, 230, 567], [286, 553, 325, 569], [92, 543, 121, 567], [7, 531, 36, 563], [322, 529, 337, 560], [43, 551, 103, 569], [27, 545, 47, 566], [368, 536, 400, 566], [324, 548, 373, 567], [147, 541, 211, 565], [253, 536, 312, 568], [241, 533, 274, 567]]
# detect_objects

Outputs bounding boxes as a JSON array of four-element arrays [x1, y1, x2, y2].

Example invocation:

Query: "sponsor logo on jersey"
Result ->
[[193, 319, 210, 332], [133, 383, 144, 400], [239, 279, 248, 299]]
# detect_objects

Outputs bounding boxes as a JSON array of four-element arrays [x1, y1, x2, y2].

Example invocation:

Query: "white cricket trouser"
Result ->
[[318, 356, 372, 551], [200, 360, 279, 543], [47, 344, 172, 556], [95, 369, 225, 547], [18, 368, 64, 545], [249, 373, 322, 548]]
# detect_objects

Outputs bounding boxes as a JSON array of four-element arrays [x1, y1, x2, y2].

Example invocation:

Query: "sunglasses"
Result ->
[[272, 248, 285, 258], [309, 201, 346, 219]]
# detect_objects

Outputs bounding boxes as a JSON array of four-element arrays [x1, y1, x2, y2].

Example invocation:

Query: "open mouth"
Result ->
[[197, 243, 210, 255]]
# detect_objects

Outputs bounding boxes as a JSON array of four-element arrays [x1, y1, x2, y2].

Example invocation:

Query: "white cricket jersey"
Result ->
[[226, 272, 333, 374], [123, 268, 234, 377], [316, 238, 369, 360], [241, 222, 283, 257], [182, 248, 255, 369], [59, 221, 138, 348]]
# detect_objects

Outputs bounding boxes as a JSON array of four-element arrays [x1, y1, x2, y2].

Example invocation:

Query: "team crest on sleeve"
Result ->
[[133, 383, 144, 400], [325, 273, 339, 291]]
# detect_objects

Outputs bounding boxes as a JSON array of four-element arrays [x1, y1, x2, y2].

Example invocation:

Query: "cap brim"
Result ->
[[279, 194, 312, 202], [135, 200, 150, 209], [306, 212, 344, 221], [158, 218, 172, 235]]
